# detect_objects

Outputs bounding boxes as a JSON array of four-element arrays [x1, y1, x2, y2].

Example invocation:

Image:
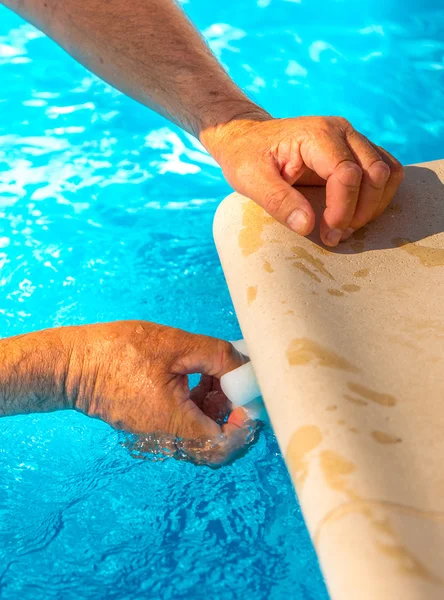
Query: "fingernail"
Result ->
[[325, 228, 343, 247], [340, 227, 355, 242], [227, 407, 248, 429], [287, 209, 309, 234]]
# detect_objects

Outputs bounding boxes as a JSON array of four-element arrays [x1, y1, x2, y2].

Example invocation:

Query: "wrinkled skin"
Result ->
[[65, 321, 252, 464], [202, 115, 405, 247]]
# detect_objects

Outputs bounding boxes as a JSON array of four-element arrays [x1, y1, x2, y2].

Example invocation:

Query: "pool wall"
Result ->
[[214, 158, 444, 600]]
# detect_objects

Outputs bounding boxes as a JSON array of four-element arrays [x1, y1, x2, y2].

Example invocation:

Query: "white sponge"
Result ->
[[221, 340, 268, 421], [230, 339, 249, 356], [221, 361, 261, 407]]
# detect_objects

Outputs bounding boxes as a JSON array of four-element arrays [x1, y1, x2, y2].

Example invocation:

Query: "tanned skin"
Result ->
[[0, 1, 405, 461], [2, 0, 404, 246]]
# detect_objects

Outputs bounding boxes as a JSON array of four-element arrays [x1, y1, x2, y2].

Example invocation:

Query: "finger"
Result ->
[[189, 374, 213, 410], [176, 399, 254, 466], [175, 396, 222, 438], [369, 143, 405, 220], [295, 168, 326, 186], [241, 162, 316, 236], [180, 422, 255, 466], [175, 332, 247, 379], [178, 390, 249, 436], [127, 413, 254, 466], [166, 331, 255, 461], [226, 406, 249, 429], [176, 334, 248, 379], [340, 130, 390, 240], [301, 132, 363, 247], [321, 159, 362, 247], [192, 376, 233, 424]]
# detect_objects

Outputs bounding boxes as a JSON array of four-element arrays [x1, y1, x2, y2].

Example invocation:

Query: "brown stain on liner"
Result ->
[[347, 382, 397, 406], [328, 289, 344, 297], [293, 262, 321, 282], [351, 241, 364, 252], [286, 425, 323, 488], [263, 260, 274, 273], [247, 286, 257, 305], [314, 499, 444, 586], [393, 238, 444, 267], [320, 450, 357, 496], [238, 201, 274, 257], [342, 284, 361, 293], [316, 451, 443, 585], [372, 430, 402, 444], [354, 268, 370, 278], [287, 338, 359, 373], [292, 246, 335, 280], [344, 393, 368, 406]]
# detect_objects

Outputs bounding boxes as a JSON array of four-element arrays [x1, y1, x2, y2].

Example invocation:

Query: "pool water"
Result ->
[[0, 1, 443, 598]]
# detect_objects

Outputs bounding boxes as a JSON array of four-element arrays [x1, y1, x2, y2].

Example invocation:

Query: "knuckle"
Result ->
[[336, 161, 362, 188], [217, 339, 236, 369], [390, 162, 405, 184], [263, 186, 292, 215], [334, 116, 351, 129], [219, 338, 234, 357], [368, 160, 391, 187]]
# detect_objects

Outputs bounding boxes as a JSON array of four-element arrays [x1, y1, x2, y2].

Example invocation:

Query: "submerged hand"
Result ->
[[0, 321, 252, 465], [202, 114, 404, 247], [66, 321, 251, 461]]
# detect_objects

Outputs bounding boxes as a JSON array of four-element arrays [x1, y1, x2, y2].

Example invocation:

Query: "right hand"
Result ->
[[202, 113, 405, 247]]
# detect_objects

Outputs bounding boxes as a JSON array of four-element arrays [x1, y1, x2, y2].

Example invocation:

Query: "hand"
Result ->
[[202, 114, 404, 247], [66, 321, 252, 464], [0, 321, 252, 465]]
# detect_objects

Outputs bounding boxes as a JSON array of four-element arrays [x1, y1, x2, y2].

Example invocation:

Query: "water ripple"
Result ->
[[1, 1, 443, 598]]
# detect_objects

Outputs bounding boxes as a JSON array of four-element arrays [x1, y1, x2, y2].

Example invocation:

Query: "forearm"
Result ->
[[2, 0, 268, 137], [0, 329, 72, 417]]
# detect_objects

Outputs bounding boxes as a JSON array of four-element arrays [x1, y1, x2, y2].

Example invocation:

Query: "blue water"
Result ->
[[0, 0, 443, 598]]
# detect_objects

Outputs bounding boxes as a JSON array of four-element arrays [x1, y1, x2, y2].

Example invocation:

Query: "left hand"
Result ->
[[65, 321, 252, 464], [202, 114, 404, 247], [0, 321, 253, 465]]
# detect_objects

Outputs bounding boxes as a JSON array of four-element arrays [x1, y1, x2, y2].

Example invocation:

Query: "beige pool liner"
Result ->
[[213, 159, 444, 600]]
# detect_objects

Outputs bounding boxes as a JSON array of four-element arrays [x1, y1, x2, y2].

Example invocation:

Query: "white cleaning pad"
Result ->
[[221, 340, 268, 422], [220, 361, 261, 407], [230, 339, 249, 356]]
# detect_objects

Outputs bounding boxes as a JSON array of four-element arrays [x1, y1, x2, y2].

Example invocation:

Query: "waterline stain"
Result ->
[[238, 201, 274, 257], [292, 246, 335, 281], [287, 338, 359, 373], [342, 284, 360, 293], [354, 268, 370, 278], [286, 425, 323, 488], [372, 430, 402, 444], [392, 238, 444, 267], [347, 382, 397, 407], [247, 286, 257, 305]]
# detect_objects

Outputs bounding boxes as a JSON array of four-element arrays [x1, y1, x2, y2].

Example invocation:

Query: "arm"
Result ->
[[0, 330, 71, 417], [1, 0, 261, 136], [0, 322, 249, 464], [1, 0, 404, 246]]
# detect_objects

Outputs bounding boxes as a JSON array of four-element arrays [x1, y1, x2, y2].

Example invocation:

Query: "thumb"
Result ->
[[239, 162, 316, 236], [170, 333, 254, 463], [177, 334, 247, 379]]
